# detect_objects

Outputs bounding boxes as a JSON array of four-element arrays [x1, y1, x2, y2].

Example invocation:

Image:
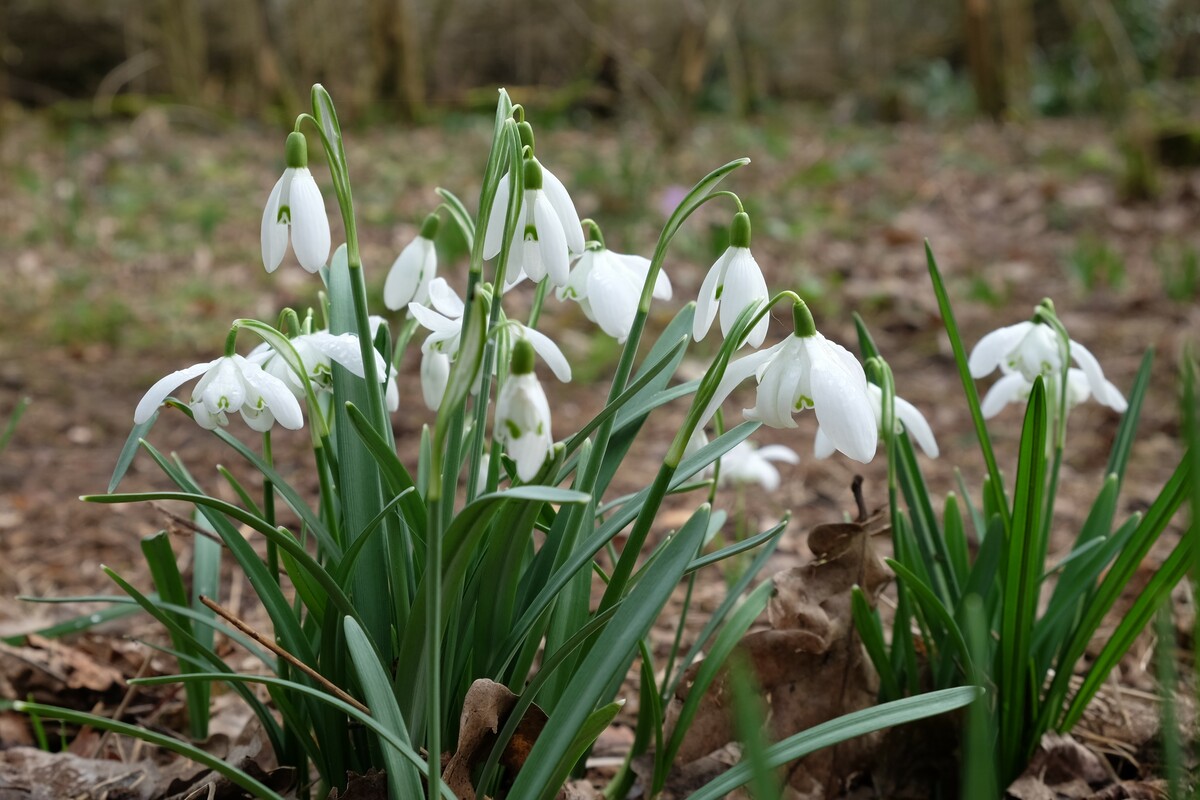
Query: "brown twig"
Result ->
[[198, 595, 370, 716], [151, 503, 224, 546]]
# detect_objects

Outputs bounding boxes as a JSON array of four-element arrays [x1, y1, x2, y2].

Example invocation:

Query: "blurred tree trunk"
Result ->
[[369, 0, 426, 118], [998, 0, 1033, 116], [155, 0, 207, 104], [963, 0, 1006, 118]]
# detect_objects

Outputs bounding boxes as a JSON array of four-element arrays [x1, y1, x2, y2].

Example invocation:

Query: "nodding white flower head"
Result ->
[[409, 278, 571, 410], [719, 439, 800, 492], [981, 367, 1111, 419], [384, 214, 439, 310], [247, 328, 393, 410], [815, 383, 939, 459], [134, 354, 304, 432], [701, 301, 878, 463], [261, 132, 332, 274], [557, 222, 671, 343], [484, 150, 584, 291], [495, 338, 554, 482], [694, 212, 770, 349], [968, 314, 1126, 414]]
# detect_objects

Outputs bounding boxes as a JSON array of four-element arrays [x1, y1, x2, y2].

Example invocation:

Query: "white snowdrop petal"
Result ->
[[980, 371, 1028, 418], [813, 428, 836, 459], [483, 172, 512, 260], [697, 344, 780, 429], [968, 323, 1030, 378], [427, 277, 465, 319], [586, 256, 641, 341], [810, 359, 877, 463], [260, 175, 289, 273], [421, 350, 451, 410], [240, 405, 277, 433], [717, 248, 769, 349], [190, 400, 223, 430], [756, 444, 801, 465], [693, 250, 730, 342], [134, 360, 218, 424], [747, 355, 801, 429], [894, 395, 939, 458], [541, 165, 584, 254], [533, 193, 570, 287], [384, 237, 433, 310], [522, 327, 572, 383], [236, 356, 304, 430], [306, 331, 369, 379], [1069, 340, 1126, 412], [200, 359, 246, 415], [289, 169, 332, 272], [408, 302, 459, 336]]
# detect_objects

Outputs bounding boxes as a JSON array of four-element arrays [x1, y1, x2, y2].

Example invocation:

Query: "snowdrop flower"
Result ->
[[134, 355, 303, 432], [495, 339, 553, 482], [384, 214, 439, 310], [483, 156, 583, 290], [981, 366, 1110, 419], [701, 301, 877, 463], [557, 224, 671, 343], [815, 383, 938, 459], [248, 330, 392, 410], [968, 317, 1126, 413], [261, 132, 331, 273], [719, 440, 800, 492], [409, 278, 571, 409], [694, 212, 770, 349]]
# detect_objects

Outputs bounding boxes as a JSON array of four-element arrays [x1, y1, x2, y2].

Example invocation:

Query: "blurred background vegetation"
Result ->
[[4, 0, 1200, 130]]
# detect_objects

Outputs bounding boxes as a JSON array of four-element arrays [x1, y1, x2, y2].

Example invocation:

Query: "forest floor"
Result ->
[[0, 103, 1198, 797]]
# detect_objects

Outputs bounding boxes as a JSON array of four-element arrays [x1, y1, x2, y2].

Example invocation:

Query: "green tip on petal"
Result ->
[[582, 218, 605, 247], [523, 158, 543, 191], [517, 120, 535, 153], [285, 131, 308, 168], [792, 300, 816, 338], [730, 211, 751, 249], [511, 338, 536, 375], [419, 213, 440, 240]]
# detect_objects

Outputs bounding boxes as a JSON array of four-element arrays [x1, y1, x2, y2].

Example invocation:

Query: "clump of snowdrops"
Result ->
[[17, 85, 1187, 800]]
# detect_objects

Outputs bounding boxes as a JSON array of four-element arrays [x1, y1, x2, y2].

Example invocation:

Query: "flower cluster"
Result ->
[[136, 107, 1133, 498]]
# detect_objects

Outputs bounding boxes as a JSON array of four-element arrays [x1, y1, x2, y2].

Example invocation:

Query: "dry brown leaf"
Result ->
[[1007, 732, 1122, 800], [659, 498, 891, 799], [0, 634, 125, 705], [327, 768, 388, 800], [0, 746, 164, 800], [442, 678, 549, 800]]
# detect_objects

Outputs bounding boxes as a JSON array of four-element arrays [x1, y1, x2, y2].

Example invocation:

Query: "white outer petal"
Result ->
[[809, 346, 877, 463], [813, 427, 836, 459], [408, 302, 460, 336], [540, 163, 585, 254], [384, 236, 435, 310], [134, 360, 218, 423], [559, 249, 594, 302], [428, 277, 465, 319], [235, 355, 304, 430], [894, 395, 939, 458], [697, 343, 781, 429], [288, 169, 331, 272], [693, 249, 731, 342], [745, 348, 803, 429], [718, 248, 770, 348], [421, 350, 451, 410], [532, 192, 570, 287], [756, 444, 801, 465], [968, 322, 1031, 378], [483, 172, 511, 260], [980, 371, 1029, 418], [260, 175, 288, 273], [1069, 340, 1127, 412], [305, 331, 369, 379], [521, 327, 572, 382], [586, 254, 641, 341]]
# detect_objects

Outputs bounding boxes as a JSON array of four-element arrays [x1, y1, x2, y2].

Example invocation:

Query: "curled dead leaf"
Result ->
[[442, 678, 548, 800]]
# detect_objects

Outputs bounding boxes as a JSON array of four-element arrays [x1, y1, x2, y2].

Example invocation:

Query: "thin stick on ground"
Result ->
[[198, 595, 370, 716]]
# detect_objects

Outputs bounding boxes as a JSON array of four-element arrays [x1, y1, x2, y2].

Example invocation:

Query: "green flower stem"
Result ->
[[263, 432, 278, 585], [314, 440, 342, 550], [527, 278, 550, 329], [465, 114, 522, 502]]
